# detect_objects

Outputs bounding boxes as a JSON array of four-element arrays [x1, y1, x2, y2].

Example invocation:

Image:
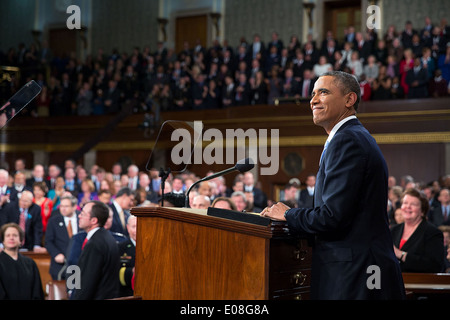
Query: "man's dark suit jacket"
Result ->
[[297, 189, 314, 208], [391, 220, 445, 273], [109, 203, 130, 238], [285, 118, 405, 299], [6, 186, 20, 202], [25, 178, 51, 190], [45, 213, 79, 279], [405, 68, 428, 98], [355, 41, 372, 63], [427, 205, 450, 227], [71, 228, 120, 300], [246, 187, 267, 213], [3, 201, 43, 251], [298, 78, 316, 97]]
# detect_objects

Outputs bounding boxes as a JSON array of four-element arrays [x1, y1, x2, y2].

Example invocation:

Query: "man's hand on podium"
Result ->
[[260, 202, 290, 221]]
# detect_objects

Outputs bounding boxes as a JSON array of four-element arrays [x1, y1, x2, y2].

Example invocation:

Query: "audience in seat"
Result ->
[[391, 188, 446, 273], [0, 223, 44, 299], [3, 18, 450, 118], [45, 195, 79, 280], [108, 187, 134, 239], [2, 155, 450, 299], [1, 190, 46, 252], [428, 188, 450, 227]]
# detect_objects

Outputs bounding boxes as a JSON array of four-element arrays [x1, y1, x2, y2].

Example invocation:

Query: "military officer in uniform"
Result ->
[[118, 215, 137, 297]]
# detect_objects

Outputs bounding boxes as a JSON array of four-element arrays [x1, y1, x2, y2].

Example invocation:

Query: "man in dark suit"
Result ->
[[26, 164, 50, 190], [401, 21, 418, 49], [320, 39, 338, 65], [104, 79, 121, 113], [3, 190, 45, 252], [281, 68, 300, 98], [45, 195, 79, 280], [222, 75, 236, 107], [63, 167, 80, 198], [234, 73, 251, 106], [109, 187, 134, 238], [405, 57, 429, 98], [299, 69, 316, 98], [247, 34, 266, 61], [428, 188, 450, 227], [243, 172, 267, 213], [354, 32, 372, 64], [0, 169, 18, 204], [11, 171, 32, 202], [261, 71, 405, 300], [70, 201, 120, 300], [298, 174, 316, 208]]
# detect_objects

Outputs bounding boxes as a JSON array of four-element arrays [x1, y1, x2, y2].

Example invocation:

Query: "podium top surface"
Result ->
[[131, 206, 287, 239]]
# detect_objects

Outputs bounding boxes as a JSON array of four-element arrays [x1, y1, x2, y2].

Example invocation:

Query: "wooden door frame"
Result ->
[[320, 0, 364, 46], [323, 0, 362, 42], [175, 14, 208, 53], [168, 8, 213, 51], [45, 23, 86, 60]]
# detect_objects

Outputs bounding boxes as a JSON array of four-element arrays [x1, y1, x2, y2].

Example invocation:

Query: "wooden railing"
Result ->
[[402, 272, 450, 299]]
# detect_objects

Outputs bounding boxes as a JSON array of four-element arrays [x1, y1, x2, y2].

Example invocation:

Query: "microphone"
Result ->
[[185, 158, 254, 208]]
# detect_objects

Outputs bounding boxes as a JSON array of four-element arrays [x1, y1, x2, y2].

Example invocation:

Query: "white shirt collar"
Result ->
[[64, 214, 77, 233], [326, 115, 357, 143], [86, 227, 100, 240]]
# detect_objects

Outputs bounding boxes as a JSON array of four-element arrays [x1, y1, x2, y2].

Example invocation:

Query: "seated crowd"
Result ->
[[0, 157, 274, 299], [0, 156, 450, 299], [2, 18, 450, 118]]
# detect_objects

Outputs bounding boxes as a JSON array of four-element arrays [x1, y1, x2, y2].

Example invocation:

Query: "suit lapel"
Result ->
[[399, 220, 426, 252], [335, 118, 361, 133]]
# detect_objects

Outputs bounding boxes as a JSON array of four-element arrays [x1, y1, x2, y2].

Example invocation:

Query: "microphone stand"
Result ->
[[184, 166, 237, 208], [159, 167, 171, 207]]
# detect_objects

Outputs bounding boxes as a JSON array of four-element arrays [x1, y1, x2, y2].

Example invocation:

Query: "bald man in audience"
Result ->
[[191, 195, 211, 209]]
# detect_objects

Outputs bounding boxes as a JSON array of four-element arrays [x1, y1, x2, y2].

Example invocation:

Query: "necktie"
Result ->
[[444, 206, 449, 221], [119, 209, 126, 229], [303, 81, 309, 97], [320, 140, 330, 164], [82, 237, 88, 250], [66, 180, 74, 191], [19, 209, 26, 246], [67, 219, 73, 238], [19, 209, 26, 231]]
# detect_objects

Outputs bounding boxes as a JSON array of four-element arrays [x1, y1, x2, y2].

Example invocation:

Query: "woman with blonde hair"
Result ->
[[77, 178, 97, 209]]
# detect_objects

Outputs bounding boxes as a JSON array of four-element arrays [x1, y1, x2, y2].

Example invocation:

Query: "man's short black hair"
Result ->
[[322, 71, 361, 111], [116, 187, 133, 198], [89, 200, 110, 227]]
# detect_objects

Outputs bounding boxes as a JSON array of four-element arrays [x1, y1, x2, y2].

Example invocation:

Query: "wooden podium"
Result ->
[[131, 206, 312, 300]]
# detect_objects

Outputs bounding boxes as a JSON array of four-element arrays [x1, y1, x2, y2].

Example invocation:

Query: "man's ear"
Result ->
[[345, 92, 357, 109]]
